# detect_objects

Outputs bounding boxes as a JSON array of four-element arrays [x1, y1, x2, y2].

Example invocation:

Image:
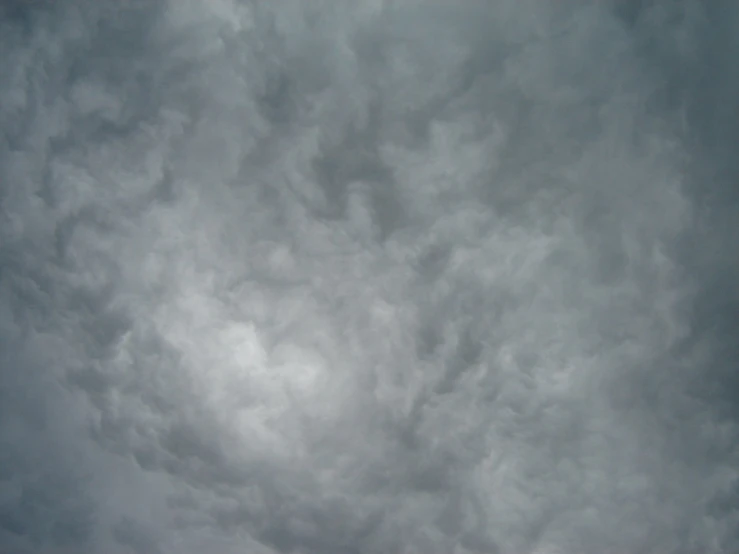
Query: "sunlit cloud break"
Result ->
[[1, 0, 738, 553]]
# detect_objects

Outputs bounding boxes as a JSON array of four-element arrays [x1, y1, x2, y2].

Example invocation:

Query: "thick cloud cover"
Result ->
[[1, 0, 738, 552]]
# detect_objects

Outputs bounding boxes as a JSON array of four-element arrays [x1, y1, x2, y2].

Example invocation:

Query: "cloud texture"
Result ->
[[1, 0, 738, 552]]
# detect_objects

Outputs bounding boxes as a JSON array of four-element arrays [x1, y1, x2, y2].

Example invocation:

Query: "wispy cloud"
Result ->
[[1, 0, 737, 552]]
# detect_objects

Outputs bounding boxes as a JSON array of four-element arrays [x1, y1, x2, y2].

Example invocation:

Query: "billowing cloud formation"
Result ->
[[1, 0, 738, 552]]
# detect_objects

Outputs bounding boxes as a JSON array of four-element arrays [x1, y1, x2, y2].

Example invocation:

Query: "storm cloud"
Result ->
[[1, 0, 738, 552]]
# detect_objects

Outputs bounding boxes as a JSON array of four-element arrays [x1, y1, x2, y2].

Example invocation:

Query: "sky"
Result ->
[[1, 0, 738, 553]]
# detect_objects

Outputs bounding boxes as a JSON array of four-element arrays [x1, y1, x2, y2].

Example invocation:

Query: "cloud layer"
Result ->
[[1, 0, 738, 552]]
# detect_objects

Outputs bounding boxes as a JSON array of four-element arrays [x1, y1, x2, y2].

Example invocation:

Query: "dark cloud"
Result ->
[[1, 0, 738, 552]]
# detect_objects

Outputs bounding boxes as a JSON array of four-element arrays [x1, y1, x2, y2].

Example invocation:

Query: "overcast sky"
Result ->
[[1, 0, 738, 553]]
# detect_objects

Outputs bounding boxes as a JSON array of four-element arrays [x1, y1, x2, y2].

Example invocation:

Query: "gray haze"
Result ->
[[1, 0, 738, 552]]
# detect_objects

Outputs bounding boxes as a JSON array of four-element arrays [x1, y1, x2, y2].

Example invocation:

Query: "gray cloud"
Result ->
[[1, 0, 738, 552]]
